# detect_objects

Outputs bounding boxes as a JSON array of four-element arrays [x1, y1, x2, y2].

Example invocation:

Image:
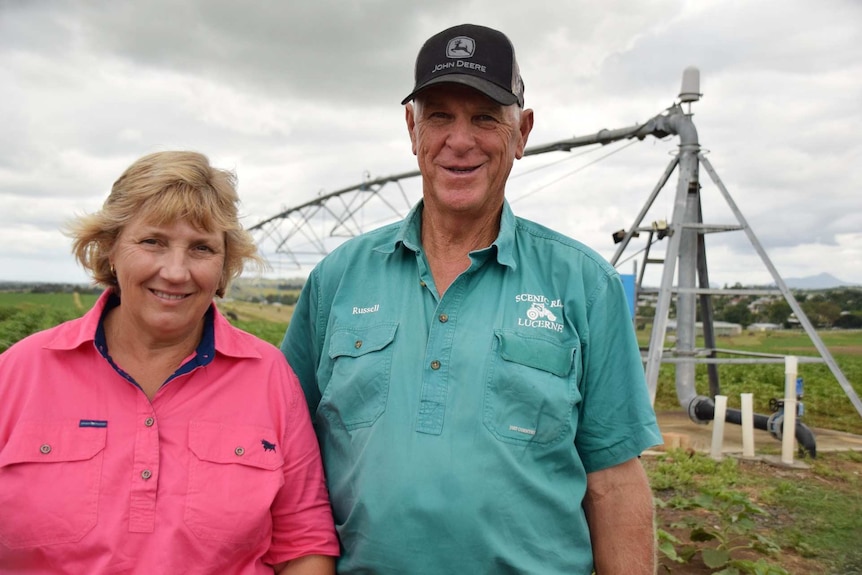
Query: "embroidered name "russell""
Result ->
[[352, 304, 380, 315]]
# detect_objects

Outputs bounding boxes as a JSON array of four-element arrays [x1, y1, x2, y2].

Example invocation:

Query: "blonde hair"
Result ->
[[67, 151, 263, 297]]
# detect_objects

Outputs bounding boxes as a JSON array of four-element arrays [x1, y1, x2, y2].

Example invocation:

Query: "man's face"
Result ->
[[406, 84, 533, 219]]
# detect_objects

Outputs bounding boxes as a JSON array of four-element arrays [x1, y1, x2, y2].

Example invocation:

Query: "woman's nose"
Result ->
[[160, 249, 192, 282]]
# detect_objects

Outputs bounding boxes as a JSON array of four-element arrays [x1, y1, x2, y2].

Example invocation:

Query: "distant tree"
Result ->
[[833, 313, 862, 329], [277, 278, 306, 290], [720, 301, 752, 327], [823, 288, 862, 312], [801, 300, 841, 327], [637, 304, 656, 323], [762, 300, 792, 325]]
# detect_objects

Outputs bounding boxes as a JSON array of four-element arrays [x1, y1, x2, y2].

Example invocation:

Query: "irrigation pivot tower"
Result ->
[[248, 68, 862, 430], [603, 67, 862, 423]]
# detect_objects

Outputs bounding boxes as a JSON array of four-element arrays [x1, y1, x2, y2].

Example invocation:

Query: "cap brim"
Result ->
[[401, 74, 519, 106]]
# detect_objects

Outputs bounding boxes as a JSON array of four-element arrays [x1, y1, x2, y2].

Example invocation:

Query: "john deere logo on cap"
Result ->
[[446, 36, 475, 58]]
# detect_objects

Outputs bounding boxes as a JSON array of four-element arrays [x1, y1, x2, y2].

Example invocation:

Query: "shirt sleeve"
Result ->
[[575, 272, 663, 473], [263, 360, 339, 564], [281, 267, 324, 415]]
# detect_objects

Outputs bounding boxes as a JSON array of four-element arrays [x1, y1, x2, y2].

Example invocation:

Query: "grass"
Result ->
[[217, 299, 290, 346]]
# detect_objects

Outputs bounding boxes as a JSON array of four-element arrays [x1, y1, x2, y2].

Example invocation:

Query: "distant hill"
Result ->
[[780, 273, 860, 290]]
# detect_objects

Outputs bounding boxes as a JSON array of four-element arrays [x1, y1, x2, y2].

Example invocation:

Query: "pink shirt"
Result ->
[[0, 291, 339, 574]]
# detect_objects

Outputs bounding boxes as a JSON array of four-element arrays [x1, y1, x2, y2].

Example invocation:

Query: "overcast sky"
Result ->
[[2, 0, 860, 288]]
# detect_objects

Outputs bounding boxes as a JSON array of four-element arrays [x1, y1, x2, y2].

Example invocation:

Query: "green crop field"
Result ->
[[0, 291, 100, 352], [0, 291, 99, 310], [2, 291, 861, 434], [644, 328, 862, 435]]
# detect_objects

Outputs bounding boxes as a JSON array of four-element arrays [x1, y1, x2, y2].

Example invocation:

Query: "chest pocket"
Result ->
[[185, 421, 284, 544], [323, 322, 398, 430], [483, 331, 579, 447], [0, 421, 106, 548]]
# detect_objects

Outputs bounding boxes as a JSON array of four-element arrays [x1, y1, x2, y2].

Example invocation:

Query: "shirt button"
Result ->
[[439, 314, 448, 323], [430, 360, 441, 370], [141, 469, 152, 480], [355, 340, 363, 349], [39, 444, 52, 454], [235, 446, 245, 456], [420, 281, 427, 287], [144, 417, 155, 427]]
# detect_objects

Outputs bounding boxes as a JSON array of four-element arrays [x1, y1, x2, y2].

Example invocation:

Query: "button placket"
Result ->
[[416, 282, 462, 435], [130, 397, 160, 532]]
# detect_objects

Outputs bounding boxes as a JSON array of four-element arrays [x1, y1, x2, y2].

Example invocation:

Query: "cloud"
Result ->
[[1, 0, 860, 286]]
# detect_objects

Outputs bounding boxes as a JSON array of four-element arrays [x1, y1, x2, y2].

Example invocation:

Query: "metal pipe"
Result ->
[[688, 396, 817, 458]]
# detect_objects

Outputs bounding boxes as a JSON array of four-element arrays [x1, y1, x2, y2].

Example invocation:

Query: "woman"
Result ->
[[0, 151, 339, 574]]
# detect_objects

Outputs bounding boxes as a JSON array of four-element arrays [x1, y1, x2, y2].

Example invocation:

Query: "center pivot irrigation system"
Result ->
[[249, 67, 862, 457]]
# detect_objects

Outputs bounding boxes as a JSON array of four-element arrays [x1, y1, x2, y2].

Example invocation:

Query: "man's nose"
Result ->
[[445, 116, 476, 151]]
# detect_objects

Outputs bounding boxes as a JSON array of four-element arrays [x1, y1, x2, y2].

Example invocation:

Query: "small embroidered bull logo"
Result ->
[[261, 439, 276, 452]]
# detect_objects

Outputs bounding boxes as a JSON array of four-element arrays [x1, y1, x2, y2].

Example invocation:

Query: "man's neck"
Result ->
[[420, 205, 501, 295]]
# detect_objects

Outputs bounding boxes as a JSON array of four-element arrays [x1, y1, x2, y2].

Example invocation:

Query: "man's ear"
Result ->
[[515, 108, 534, 160], [405, 103, 418, 156]]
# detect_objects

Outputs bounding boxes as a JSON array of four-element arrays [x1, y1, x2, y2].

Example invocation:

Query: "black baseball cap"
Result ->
[[401, 24, 525, 107]]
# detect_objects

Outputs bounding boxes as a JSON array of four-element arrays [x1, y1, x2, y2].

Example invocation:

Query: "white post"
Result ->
[[740, 393, 755, 458], [710, 395, 728, 460], [782, 356, 798, 464]]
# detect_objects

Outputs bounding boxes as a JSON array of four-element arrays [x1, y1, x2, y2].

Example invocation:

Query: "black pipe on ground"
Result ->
[[689, 397, 817, 459]]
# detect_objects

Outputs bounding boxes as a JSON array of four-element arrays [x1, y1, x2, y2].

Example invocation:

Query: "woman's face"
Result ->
[[110, 214, 225, 344]]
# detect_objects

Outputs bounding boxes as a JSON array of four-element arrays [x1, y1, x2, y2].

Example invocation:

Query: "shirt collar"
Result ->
[[376, 199, 518, 270], [90, 291, 217, 370], [45, 289, 259, 361]]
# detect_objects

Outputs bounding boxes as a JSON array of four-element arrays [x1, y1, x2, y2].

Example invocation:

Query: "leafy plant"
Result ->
[[656, 488, 788, 574], [650, 450, 794, 574]]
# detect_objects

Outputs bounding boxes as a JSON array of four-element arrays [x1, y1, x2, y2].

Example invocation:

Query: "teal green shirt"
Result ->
[[282, 200, 662, 574]]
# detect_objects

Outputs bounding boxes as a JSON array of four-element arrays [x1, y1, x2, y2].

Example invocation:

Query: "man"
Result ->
[[282, 23, 662, 574]]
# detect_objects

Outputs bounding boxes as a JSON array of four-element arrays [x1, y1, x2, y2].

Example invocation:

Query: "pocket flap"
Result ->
[[328, 322, 398, 359], [188, 421, 283, 470], [0, 421, 106, 467], [496, 331, 575, 377]]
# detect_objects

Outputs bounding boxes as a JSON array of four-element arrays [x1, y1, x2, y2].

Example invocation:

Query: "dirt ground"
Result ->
[[644, 453, 862, 574]]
